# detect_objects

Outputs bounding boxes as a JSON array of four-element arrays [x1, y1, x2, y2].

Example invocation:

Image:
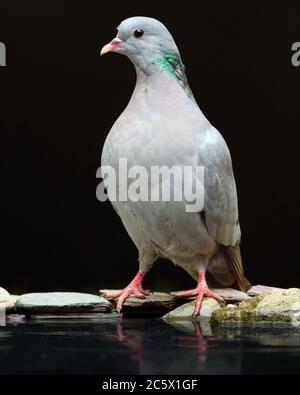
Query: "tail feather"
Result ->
[[208, 245, 251, 292]]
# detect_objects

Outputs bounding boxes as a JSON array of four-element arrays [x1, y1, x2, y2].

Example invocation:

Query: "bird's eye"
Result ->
[[134, 29, 144, 38]]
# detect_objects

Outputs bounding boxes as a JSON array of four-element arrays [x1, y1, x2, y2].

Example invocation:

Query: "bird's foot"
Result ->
[[176, 272, 225, 317], [103, 271, 150, 313]]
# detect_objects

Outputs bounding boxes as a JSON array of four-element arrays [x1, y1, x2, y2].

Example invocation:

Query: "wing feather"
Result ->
[[197, 125, 241, 247]]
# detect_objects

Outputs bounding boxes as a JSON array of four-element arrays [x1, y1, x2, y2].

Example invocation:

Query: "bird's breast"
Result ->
[[102, 110, 200, 170]]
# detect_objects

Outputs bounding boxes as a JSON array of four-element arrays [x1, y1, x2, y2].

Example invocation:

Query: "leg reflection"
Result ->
[[106, 323, 142, 361], [177, 321, 221, 363]]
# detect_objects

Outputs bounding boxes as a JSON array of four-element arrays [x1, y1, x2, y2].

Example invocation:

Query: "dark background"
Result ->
[[0, 1, 299, 294]]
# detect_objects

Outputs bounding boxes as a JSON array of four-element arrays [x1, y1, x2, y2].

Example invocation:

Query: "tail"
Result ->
[[208, 245, 251, 292]]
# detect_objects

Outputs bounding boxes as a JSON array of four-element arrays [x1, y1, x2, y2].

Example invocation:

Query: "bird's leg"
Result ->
[[103, 271, 150, 312], [176, 271, 225, 316]]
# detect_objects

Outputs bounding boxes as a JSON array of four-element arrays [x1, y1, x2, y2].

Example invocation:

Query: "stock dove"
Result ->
[[100, 17, 250, 315]]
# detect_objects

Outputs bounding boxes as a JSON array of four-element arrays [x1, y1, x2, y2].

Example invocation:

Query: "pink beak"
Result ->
[[100, 38, 123, 55]]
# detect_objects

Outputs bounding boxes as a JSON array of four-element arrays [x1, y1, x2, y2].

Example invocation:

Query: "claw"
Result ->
[[103, 271, 149, 312], [176, 271, 225, 316]]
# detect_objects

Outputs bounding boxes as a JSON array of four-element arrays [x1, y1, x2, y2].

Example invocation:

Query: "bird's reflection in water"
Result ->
[[105, 319, 222, 365], [172, 321, 221, 363], [105, 323, 142, 361], [2, 318, 299, 374]]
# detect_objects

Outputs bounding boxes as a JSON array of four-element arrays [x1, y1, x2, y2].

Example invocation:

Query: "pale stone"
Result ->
[[1, 295, 19, 311], [213, 288, 250, 302], [0, 287, 10, 303], [256, 288, 300, 319], [163, 298, 221, 322], [16, 292, 111, 313], [247, 284, 284, 296], [0, 291, 18, 313]]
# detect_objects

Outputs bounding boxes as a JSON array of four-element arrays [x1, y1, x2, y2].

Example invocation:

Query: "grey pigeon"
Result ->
[[100, 17, 250, 315]]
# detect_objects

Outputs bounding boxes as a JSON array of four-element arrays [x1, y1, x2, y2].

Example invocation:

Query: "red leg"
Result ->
[[103, 271, 150, 312], [176, 272, 225, 316]]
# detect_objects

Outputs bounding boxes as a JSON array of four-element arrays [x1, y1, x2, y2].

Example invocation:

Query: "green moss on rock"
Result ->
[[211, 289, 300, 324], [212, 296, 263, 323]]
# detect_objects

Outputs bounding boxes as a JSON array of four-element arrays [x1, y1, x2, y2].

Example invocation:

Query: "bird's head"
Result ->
[[100, 17, 183, 76]]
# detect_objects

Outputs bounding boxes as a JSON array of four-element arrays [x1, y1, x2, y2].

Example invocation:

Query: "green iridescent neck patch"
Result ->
[[155, 53, 179, 78], [154, 52, 192, 96]]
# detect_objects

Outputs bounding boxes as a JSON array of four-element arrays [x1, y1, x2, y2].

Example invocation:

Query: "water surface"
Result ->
[[0, 318, 299, 374]]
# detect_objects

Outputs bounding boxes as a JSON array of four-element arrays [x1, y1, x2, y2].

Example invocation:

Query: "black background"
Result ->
[[0, 1, 299, 294]]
